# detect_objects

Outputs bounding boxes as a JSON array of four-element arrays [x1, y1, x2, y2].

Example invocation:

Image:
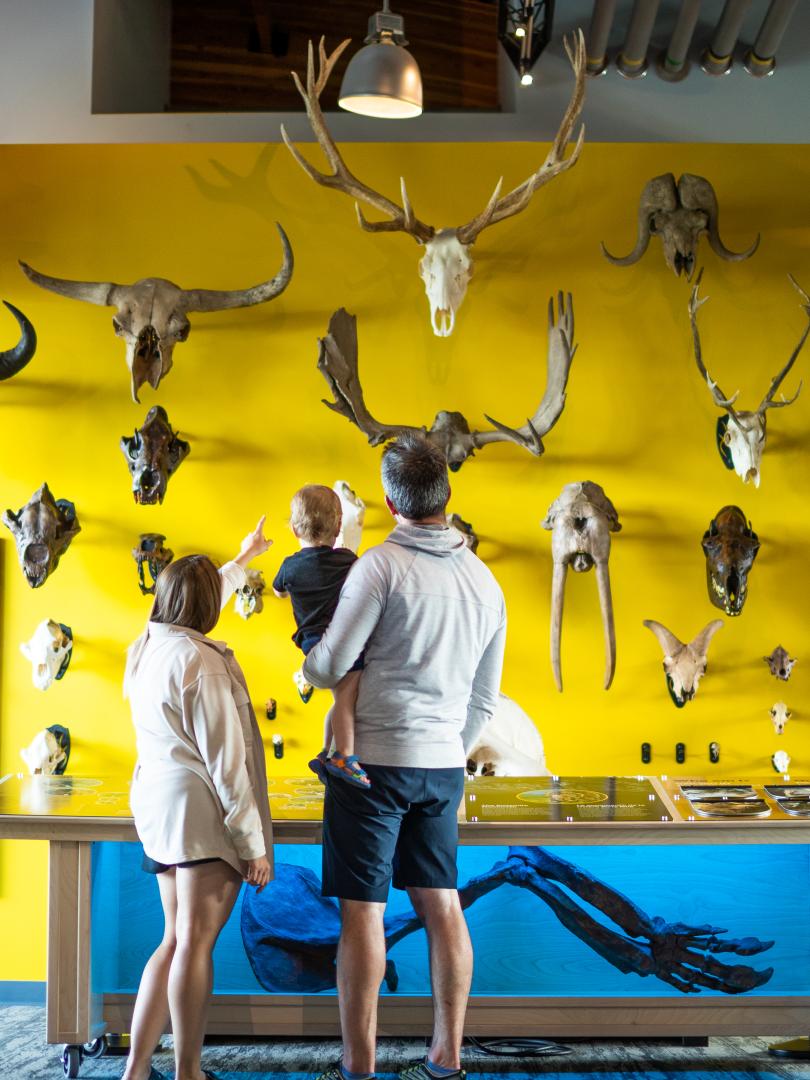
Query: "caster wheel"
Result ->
[[82, 1036, 107, 1058], [62, 1044, 82, 1078]]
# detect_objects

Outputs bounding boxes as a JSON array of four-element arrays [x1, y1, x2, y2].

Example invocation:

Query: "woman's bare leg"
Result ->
[[169, 861, 242, 1080], [122, 869, 177, 1080], [330, 669, 362, 757]]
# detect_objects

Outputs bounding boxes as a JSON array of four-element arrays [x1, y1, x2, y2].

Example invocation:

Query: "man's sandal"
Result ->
[[324, 754, 371, 788]]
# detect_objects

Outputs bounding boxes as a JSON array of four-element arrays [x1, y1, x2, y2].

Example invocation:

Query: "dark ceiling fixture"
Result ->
[[498, 0, 555, 86]]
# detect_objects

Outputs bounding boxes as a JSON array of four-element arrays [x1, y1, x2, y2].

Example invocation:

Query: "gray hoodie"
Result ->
[[302, 522, 506, 769]]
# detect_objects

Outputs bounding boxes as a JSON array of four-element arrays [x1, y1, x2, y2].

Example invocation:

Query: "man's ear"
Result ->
[[384, 495, 398, 517]]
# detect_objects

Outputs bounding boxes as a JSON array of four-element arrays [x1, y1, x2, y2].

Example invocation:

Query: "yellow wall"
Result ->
[[0, 141, 808, 980]]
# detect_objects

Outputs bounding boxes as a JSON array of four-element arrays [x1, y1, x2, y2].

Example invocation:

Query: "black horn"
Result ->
[[0, 301, 37, 380]]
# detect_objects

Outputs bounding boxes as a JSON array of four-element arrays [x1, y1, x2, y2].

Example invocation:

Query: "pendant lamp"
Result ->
[[338, 2, 423, 119]]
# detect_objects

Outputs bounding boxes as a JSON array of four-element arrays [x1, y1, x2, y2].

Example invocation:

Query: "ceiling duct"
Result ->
[[616, 0, 661, 79], [744, 0, 800, 77], [655, 0, 702, 81], [701, 0, 754, 76], [585, 0, 617, 76]]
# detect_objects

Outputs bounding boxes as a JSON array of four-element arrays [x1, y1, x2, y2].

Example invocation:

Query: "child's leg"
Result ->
[[322, 707, 334, 755], [330, 669, 361, 757]]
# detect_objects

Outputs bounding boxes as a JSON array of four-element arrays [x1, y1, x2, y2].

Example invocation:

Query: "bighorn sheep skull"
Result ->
[[0, 300, 36, 380], [121, 406, 190, 505], [19, 223, 293, 400], [770, 702, 791, 736], [318, 296, 576, 471], [20, 620, 73, 691], [2, 483, 81, 588], [333, 480, 365, 554], [689, 275, 809, 487], [235, 569, 266, 620], [282, 34, 585, 336], [765, 645, 796, 682], [601, 173, 759, 279], [132, 533, 174, 594], [20, 724, 70, 775], [702, 506, 759, 617], [643, 619, 723, 708], [467, 693, 549, 778], [543, 481, 620, 692]]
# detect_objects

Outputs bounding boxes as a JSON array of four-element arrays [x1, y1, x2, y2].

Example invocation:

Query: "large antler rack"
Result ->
[[688, 274, 743, 428], [756, 274, 810, 415]]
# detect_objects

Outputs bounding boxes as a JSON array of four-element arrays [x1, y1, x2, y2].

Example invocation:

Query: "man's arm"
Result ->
[[461, 607, 507, 755], [302, 552, 389, 689]]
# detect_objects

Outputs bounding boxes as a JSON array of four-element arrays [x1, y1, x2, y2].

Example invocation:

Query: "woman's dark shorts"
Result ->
[[141, 855, 221, 875], [322, 764, 465, 902]]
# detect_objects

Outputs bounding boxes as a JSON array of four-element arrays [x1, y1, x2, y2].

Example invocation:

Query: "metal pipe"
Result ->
[[616, 0, 661, 79], [586, 0, 618, 77], [655, 0, 702, 81], [701, 0, 753, 76], [744, 0, 800, 77]]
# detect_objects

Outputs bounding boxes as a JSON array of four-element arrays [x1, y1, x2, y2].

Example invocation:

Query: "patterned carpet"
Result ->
[[0, 1006, 807, 1080]]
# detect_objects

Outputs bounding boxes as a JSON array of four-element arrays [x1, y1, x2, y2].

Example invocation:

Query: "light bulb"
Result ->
[[515, 25, 526, 38], [520, 71, 533, 86]]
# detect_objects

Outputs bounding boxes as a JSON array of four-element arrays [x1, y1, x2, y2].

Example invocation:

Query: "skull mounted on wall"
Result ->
[[702, 506, 759, 616], [20, 724, 71, 775], [466, 693, 549, 778], [601, 173, 759, 279], [121, 406, 190, 505], [19, 222, 293, 400], [542, 481, 620, 692], [20, 619, 73, 691], [235, 568, 266, 620], [643, 619, 723, 708], [772, 749, 791, 774], [448, 513, 479, 554], [2, 483, 81, 587], [132, 533, 174, 594], [770, 702, 791, 735], [764, 645, 796, 682], [333, 480, 365, 554], [0, 300, 37, 380]]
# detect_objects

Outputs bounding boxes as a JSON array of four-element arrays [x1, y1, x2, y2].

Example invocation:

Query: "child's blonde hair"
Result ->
[[290, 485, 342, 545]]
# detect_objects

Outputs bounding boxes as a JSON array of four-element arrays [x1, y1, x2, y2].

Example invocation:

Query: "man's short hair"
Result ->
[[381, 432, 450, 521], [290, 484, 342, 544]]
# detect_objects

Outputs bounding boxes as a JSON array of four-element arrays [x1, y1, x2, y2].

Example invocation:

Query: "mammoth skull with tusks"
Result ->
[[121, 406, 190, 505], [0, 300, 37, 380], [20, 619, 73, 691], [643, 619, 723, 708], [601, 173, 759, 279], [543, 481, 620, 692], [765, 645, 796, 682], [689, 275, 810, 487], [702, 505, 759, 617], [333, 480, 365, 554], [132, 533, 174, 594], [283, 34, 584, 336], [771, 702, 791, 736], [19, 223, 293, 401], [2, 483, 81, 587], [235, 568, 266, 620]]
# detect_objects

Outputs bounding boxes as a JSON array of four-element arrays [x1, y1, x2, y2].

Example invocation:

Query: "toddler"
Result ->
[[273, 484, 369, 788]]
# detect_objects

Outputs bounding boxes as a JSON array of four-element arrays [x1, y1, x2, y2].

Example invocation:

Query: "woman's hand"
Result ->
[[235, 514, 273, 568], [245, 855, 271, 892]]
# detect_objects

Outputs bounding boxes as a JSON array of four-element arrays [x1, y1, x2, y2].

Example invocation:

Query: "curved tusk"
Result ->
[[180, 223, 294, 312], [0, 301, 37, 380], [596, 559, 616, 690], [550, 560, 567, 692], [19, 261, 116, 305]]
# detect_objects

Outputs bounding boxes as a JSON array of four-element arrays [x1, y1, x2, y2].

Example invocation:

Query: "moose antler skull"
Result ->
[[702, 506, 759, 616], [120, 406, 190, 505], [20, 620, 73, 691], [282, 34, 585, 336], [764, 645, 796, 682], [542, 481, 620, 692], [2, 483, 81, 587], [318, 296, 576, 471], [643, 619, 723, 708], [0, 300, 36, 380], [132, 533, 174, 595], [235, 568, 266, 620], [602, 173, 759, 279], [19, 223, 293, 400], [689, 275, 809, 487]]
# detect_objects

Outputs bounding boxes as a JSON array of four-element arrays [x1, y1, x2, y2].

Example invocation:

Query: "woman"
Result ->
[[122, 517, 273, 1080]]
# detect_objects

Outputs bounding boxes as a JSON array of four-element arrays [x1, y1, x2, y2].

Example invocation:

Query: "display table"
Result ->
[[2, 773, 809, 1077]]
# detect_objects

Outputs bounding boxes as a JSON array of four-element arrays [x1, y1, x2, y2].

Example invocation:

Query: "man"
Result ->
[[302, 432, 507, 1080]]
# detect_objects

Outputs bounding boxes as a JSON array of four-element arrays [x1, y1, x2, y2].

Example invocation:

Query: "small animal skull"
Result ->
[[448, 513, 479, 554], [643, 619, 723, 708], [701, 506, 759, 616], [20, 620, 73, 691], [772, 749, 791, 774], [132, 533, 174, 595], [771, 702, 791, 735], [235, 568, 266, 620], [20, 724, 71, 775], [120, 406, 190, 505], [2, 482, 81, 587], [333, 481, 365, 553], [764, 645, 796, 682]]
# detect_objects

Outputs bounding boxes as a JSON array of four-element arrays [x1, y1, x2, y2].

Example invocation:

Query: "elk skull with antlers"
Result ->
[[318, 296, 575, 470], [282, 34, 585, 336], [19, 224, 293, 401], [689, 275, 810, 488], [643, 619, 723, 708]]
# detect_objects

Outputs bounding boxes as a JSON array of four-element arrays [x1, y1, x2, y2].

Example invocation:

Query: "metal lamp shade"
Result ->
[[338, 40, 422, 118]]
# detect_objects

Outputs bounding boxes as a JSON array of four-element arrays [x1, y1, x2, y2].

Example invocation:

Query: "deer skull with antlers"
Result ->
[[643, 619, 723, 708], [689, 275, 809, 487], [282, 34, 585, 336], [19, 224, 293, 401], [318, 296, 575, 471]]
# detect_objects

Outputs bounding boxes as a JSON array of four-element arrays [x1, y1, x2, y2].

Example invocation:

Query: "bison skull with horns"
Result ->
[[0, 300, 37, 380], [601, 173, 759, 280], [543, 481, 620, 692], [702, 505, 759, 617], [121, 406, 190, 505], [643, 619, 723, 708], [282, 34, 585, 336], [19, 223, 293, 401], [3, 483, 81, 588]]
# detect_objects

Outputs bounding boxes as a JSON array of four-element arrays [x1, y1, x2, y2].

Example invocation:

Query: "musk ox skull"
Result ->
[[2, 483, 81, 588], [20, 724, 71, 775], [235, 568, 266, 620], [543, 481, 620, 692], [602, 173, 759, 279], [0, 300, 36, 380], [643, 619, 723, 708], [466, 693, 549, 777], [121, 406, 190, 505], [282, 34, 584, 336], [20, 620, 73, 691], [132, 533, 174, 594], [333, 480, 365, 554], [19, 223, 293, 401], [771, 702, 791, 735], [765, 645, 796, 682], [702, 506, 759, 617]]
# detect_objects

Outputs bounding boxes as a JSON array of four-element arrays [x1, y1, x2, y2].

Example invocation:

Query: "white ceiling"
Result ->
[[0, 0, 808, 144]]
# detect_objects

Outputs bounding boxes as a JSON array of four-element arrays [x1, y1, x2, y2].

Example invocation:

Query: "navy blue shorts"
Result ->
[[322, 764, 465, 902], [300, 632, 364, 673]]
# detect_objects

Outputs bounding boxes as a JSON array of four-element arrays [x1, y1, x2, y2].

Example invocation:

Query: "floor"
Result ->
[[1, 1006, 807, 1080]]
